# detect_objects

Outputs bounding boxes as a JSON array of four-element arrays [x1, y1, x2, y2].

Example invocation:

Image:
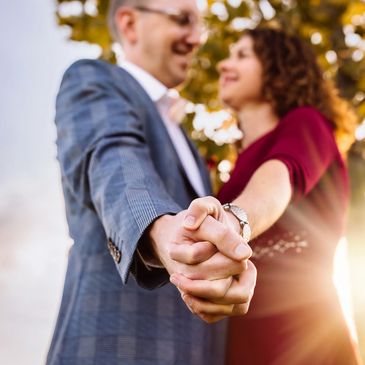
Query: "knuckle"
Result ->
[[202, 315, 216, 324], [238, 259, 247, 272], [236, 286, 250, 304], [210, 277, 230, 298], [185, 249, 198, 264], [207, 196, 220, 204], [190, 301, 200, 314], [212, 284, 225, 298], [248, 260, 257, 275], [240, 293, 250, 304], [186, 301, 196, 314], [230, 282, 250, 304], [246, 245, 253, 259], [168, 245, 179, 260], [235, 303, 249, 315], [220, 278, 232, 296], [177, 280, 187, 292], [207, 197, 221, 210], [172, 226, 185, 244], [230, 260, 246, 276], [216, 224, 230, 242], [226, 304, 235, 315], [190, 197, 215, 213], [202, 196, 219, 206], [236, 241, 252, 259], [189, 245, 208, 263], [189, 198, 202, 210]]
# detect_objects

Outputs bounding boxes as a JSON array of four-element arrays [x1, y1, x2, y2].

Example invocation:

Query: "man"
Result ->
[[46, 0, 256, 364]]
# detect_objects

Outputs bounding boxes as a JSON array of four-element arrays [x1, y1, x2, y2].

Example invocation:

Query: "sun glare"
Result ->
[[333, 237, 358, 343]]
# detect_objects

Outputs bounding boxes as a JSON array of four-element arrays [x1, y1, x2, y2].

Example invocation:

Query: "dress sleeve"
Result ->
[[263, 107, 338, 200]]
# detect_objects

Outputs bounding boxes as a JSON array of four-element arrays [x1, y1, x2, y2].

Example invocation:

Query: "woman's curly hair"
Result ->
[[245, 27, 357, 155]]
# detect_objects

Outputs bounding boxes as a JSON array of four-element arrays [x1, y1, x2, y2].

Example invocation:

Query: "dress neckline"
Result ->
[[238, 123, 279, 157]]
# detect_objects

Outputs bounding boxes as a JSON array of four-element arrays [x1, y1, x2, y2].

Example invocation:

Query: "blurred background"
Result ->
[[0, 0, 364, 364]]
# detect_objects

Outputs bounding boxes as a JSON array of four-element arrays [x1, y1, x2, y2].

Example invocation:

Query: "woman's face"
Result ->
[[218, 36, 264, 111]]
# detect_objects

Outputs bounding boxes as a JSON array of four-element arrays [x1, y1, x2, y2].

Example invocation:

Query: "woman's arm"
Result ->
[[231, 159, 292, 239]]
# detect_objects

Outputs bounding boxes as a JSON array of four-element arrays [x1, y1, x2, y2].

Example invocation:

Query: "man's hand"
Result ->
[[169, 197, 256, 323], [171, 260, 256, 323], [149, 210, 249, 281], [149, 197, 257, 323]]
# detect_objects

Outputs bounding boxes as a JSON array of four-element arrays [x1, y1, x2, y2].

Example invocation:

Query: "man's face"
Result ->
[[132, 0, 202, 88]]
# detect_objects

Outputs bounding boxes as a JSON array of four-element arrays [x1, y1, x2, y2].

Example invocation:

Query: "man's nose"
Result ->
[[186, 23, 205, 47]]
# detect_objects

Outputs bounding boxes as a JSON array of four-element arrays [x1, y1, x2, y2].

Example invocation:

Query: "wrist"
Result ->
[[225, 211, 242, 235], [148, 214, 175, 264], [222, 203, 251, 244]]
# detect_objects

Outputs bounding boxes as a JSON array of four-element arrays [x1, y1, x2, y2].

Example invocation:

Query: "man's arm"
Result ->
[[55, 60, 182, 287], [56, 60, 257, 307]]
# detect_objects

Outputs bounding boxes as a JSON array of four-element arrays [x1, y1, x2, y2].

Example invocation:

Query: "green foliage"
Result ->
[[55, 0, 365, 192], [55, 2, 365, 357]]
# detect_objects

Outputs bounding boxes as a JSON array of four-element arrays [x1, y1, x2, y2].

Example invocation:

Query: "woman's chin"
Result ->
[[220, 98, 239, 112], [219, 94, 233, 109]]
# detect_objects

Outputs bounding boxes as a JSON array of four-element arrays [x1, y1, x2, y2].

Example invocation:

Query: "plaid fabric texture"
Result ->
[[46, 60, 226, 365]]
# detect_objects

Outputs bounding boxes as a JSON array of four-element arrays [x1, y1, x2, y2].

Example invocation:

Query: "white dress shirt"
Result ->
[[119, 60, 206, 197]]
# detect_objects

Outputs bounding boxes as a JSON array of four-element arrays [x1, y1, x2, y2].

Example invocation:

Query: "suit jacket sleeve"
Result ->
[[55, 60, 181, 288]]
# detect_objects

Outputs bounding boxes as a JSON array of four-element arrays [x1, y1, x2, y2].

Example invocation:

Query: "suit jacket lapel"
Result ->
[[181, 126, 212, 196], [116, 67, 201, 193], [115, 67, 212, 197]]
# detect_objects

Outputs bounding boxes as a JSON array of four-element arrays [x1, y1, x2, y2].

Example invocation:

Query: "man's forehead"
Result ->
[[150, 0, 200, 12]]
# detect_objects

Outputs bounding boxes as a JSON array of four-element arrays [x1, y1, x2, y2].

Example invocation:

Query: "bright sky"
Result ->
[[0, 1, 99, 364]]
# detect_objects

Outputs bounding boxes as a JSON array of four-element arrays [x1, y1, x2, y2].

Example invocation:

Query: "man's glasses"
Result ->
[[135, 6, 202, 30]]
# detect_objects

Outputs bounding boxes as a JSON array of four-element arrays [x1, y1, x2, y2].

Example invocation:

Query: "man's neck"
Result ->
[[118, 59, 167, 103]]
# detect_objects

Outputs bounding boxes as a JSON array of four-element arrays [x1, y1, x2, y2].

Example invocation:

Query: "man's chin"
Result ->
[[167, 69, 189, 87]]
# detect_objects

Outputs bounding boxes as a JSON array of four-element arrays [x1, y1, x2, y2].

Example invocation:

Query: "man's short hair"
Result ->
[[108, 0, 149, 42]]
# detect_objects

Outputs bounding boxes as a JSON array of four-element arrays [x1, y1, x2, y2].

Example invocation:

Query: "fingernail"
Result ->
[[182, 294, 194, 310], [182, 293, 190, 305], [235, 244, 247, 258], [184, 215, 196, 228], [170, 275, 179, 287]]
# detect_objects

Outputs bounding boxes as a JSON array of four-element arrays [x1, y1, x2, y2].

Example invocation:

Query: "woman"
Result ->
[[215, 28, 361, 364]]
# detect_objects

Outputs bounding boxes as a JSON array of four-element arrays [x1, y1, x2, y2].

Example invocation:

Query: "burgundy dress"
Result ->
[[218, 107, 361, 365]]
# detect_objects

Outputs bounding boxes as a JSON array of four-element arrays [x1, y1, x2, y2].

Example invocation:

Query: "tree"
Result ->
[[55, 0, 365, 358], [55, 0, 365, 179]]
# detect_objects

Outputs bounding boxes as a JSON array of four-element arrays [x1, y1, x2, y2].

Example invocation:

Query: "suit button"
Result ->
[[115, 250, 121, 264], [108, 239, 122, 264]]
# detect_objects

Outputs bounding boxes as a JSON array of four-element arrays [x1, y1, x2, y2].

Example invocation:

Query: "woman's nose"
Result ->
[[217, 58, 229, 74]]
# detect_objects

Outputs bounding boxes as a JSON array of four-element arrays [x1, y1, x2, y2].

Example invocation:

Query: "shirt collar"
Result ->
[[118, 60, 167, 103]]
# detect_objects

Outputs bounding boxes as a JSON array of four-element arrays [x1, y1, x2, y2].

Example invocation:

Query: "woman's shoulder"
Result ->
[[282, 106, 327, 122], [281, 106, 331, 127], [279, 106, 334, 136]]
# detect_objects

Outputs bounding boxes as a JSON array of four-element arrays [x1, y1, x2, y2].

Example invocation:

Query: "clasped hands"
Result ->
[[150, 197, 257, 323]]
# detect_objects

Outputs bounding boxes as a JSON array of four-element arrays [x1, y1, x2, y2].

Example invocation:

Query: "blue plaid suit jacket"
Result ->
[[46, 59, 227, 365]]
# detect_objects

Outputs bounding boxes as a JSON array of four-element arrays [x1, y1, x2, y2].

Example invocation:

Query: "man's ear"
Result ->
[[115, 7, 138, 44]]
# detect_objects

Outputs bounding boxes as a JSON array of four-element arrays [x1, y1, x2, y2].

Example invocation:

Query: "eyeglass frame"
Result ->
[[134, 6, 204, 31]]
